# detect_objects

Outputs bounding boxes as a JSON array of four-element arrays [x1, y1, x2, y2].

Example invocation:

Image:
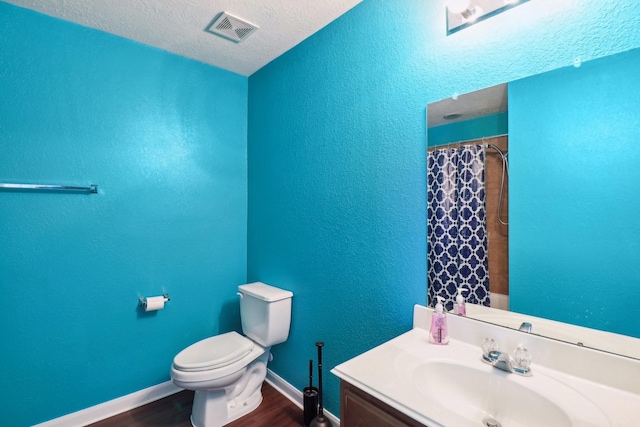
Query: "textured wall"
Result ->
[[428, 112, 508, 147], [248, 0, 640, 416], [509, 48, 640, 338], [4, 0, 640, 425], [0, 3, 247, 426]]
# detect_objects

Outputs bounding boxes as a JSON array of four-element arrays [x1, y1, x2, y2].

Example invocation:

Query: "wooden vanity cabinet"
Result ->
[[340, 381, 427, 427]]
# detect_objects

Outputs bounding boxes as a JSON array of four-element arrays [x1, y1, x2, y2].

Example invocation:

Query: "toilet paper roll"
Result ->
[[144, 296, 165, 312]]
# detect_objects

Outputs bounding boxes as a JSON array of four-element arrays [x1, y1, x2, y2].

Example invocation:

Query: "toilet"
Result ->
[[171, 282, 293, 427]]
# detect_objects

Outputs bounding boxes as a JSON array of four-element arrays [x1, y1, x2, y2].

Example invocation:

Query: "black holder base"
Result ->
[[310, 414, 333, 427], [303, 387, 319, 426]]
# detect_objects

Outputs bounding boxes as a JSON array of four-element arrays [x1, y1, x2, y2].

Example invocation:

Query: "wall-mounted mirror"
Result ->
[[427, 46, 640, 360]]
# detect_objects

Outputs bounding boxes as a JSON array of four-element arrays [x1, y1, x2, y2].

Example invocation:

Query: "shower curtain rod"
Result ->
[[0, 183, 98, 194], [428, 133, 508, 151]]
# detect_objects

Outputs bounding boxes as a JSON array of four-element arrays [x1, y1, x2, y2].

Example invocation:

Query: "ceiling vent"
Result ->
[[205, 12, 259, 43]]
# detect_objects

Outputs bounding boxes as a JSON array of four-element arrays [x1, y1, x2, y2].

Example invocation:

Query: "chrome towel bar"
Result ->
[[0, 183, 98, 194]]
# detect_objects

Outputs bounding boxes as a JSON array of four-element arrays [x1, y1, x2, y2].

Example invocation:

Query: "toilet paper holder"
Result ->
[[138, 293, 170, 308]]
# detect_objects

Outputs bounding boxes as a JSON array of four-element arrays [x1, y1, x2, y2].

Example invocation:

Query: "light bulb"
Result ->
[[461, 5, 482, 22], [447, 0, 471, 14]]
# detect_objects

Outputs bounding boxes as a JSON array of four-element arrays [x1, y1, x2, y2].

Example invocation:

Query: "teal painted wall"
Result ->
[[3, 0, 640, 425], [428, 112, 508, 147], [509, 48, 640, 337], [248, 0, 640, 416], [0, 3, 247, 426]]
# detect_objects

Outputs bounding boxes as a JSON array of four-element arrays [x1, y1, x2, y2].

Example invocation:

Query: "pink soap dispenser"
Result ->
[[429, 296, 449, 345], [453, 287, 468, 316]]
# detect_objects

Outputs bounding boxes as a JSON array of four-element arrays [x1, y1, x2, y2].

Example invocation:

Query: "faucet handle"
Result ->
[[513, 345, 532, 370], [481, 337, 499, 356]]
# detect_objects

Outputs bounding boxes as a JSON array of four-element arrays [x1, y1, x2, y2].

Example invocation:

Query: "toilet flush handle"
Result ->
[[237, 292, 244, 299]]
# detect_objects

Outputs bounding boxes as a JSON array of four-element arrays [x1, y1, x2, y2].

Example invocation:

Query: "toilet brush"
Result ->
[[302, 359, 318, 426], [310, 341, 333, 427]]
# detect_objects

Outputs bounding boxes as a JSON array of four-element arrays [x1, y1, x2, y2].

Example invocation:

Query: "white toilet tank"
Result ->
[[238, 282, 293, 347]]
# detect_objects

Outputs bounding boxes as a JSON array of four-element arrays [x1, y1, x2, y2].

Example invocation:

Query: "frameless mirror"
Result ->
[[427, 47, 640, 359]]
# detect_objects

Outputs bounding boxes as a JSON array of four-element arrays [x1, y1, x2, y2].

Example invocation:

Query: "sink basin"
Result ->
[[412, 360, 610, 427]]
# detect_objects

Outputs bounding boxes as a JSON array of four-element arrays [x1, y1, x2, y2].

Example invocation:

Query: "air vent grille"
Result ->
[[205, 12, 259, 43]]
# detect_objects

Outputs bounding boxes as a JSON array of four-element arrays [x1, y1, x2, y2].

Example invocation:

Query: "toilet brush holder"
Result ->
[[303, 387, 319, 426], [303, 359, 319, 426]]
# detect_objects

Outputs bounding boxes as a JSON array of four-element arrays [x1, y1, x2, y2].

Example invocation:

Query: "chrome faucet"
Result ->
[[481, 338, 532, 376], [519, 322, 533, 333]]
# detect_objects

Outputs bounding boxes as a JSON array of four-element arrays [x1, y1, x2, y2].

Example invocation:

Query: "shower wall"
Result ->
[[484, 136, 509, 305]]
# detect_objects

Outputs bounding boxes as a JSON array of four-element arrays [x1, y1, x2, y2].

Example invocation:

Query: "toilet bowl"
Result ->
[[171, 282, 293, 427]]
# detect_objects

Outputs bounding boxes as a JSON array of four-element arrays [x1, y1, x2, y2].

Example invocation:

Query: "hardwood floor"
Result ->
[[88, 382, 303, 427]]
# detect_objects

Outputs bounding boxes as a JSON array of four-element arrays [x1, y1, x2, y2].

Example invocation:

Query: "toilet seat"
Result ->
[[174, 331, 254, 372], [171, 338, 266, 388]]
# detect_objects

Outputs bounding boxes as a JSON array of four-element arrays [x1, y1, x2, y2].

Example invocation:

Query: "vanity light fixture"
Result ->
[[447, 0, 479, 22], [447, 0, 472, 14], [446, 0, 530, 35]]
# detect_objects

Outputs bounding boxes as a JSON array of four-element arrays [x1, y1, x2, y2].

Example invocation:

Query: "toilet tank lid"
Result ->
[[238, 282, 293, 302]]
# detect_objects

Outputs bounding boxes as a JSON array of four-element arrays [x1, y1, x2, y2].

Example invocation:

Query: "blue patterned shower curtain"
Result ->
[[427, 144, 490, 310]]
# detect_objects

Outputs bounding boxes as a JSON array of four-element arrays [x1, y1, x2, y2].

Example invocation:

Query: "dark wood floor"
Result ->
[[88, 382, 303, 427]]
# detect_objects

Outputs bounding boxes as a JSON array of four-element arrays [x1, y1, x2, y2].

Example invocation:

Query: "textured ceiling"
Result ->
[[427, 83, 508, 128], [3, 0, 362, 76]]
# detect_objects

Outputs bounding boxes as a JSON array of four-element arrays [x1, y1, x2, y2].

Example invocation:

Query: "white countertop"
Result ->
[[332, 328, 451, 427], [331, 306, 640, 427]]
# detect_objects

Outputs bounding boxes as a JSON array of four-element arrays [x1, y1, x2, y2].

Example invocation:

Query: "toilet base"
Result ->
[[190, 390, 262, 427], [189, 354, 269, 427]]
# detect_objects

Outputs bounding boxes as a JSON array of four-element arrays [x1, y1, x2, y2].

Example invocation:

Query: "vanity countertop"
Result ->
[[332, 327, 454, 427], [331, 309, 640, 427]]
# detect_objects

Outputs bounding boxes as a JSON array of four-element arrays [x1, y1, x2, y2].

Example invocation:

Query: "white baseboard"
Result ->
[[33, 381, 182, 427], [266, 369, 340, 427], [34, 370, 340, 427]]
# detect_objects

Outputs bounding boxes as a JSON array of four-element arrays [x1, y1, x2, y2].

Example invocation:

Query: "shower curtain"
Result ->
[[427, 144, 491, 310]]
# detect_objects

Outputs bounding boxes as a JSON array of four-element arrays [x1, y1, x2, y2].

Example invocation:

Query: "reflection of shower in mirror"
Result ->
[[484, 143, 508, 226]]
